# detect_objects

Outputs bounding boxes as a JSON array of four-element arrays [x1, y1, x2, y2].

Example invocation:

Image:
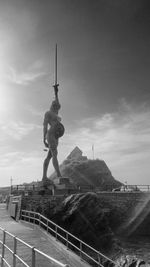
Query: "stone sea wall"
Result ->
[[21, 191, 150, 259], [22, 192, 150, 235]]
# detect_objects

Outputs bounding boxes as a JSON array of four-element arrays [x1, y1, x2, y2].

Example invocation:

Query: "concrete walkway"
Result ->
[[0, 204, 90, 267]]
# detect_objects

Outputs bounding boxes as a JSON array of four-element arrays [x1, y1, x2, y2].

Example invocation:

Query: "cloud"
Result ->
[[0, 151, 21, 168], [1, 121, 40, 140], [25, 105, 43, 117], [7, 63, 45, 85], [0, 150, 44, 185], [73, 100, 150, 156], [0, 150, 41, 167]]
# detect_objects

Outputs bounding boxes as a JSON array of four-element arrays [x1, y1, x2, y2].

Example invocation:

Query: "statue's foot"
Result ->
[[42, 176, 49, 181], [57, 175, 62, 178]]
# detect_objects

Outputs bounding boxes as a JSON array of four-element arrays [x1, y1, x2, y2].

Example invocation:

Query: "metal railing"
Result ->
[[21, 210, 115, 267], [126, 185, 150, 192], [11, 183, 150, 194], [0, 226, 69, 267]]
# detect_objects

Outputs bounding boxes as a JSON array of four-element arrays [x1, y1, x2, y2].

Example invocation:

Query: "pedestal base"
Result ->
[[54, 177, 70, 185]]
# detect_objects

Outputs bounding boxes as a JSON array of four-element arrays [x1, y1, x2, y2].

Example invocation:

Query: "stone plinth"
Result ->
[[54, 177, 70, 185], [53, 177, 76, 192]]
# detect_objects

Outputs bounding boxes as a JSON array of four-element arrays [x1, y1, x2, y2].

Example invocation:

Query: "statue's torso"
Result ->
[[44, 109, 64, 140], [44, 110, 61, 128]]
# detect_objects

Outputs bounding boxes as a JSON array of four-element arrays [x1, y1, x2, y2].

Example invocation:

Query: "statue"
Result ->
[[42, 45, 65, 181]]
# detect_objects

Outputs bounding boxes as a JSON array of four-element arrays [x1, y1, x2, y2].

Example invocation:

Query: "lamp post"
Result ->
[[10, 177, 13, 194]]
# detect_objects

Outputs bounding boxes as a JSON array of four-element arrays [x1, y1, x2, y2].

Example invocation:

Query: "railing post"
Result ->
[[66, 232, 69, 249], [25, 211, 27, 221], [13, 236, 17, 267], [32, 247, 36, 267], [33, 212, 35, 224], [1, 230, 6, 267], [47, 220, 49, 233], [79, 241, 82, 260], [98, 253, 102, 267], [39, 214, 41, 227], [23, 210, 25, 221], [55, 225, 58, 240]]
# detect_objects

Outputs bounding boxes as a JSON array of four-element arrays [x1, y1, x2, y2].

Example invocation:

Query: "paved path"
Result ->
[[0, 204, 90, 267]]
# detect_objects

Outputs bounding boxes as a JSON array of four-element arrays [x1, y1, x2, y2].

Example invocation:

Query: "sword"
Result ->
[[53, 44, 59, 96]]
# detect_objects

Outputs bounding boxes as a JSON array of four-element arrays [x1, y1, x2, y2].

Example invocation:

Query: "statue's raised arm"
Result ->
[[52, 84, 61, 113], [52, 44, 61, 112]]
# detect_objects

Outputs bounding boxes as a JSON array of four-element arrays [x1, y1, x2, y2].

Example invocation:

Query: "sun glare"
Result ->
[[0, 60, 11, 115], [0, 85, 8, 113], [0, 63, 10, 115]]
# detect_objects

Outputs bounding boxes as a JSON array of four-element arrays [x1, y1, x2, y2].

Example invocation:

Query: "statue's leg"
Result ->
[[42, 149, 52, 180], [51, 148, 62, 177]]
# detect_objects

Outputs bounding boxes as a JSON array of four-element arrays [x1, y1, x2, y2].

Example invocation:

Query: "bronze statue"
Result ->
[[42, 45, 65, 181]]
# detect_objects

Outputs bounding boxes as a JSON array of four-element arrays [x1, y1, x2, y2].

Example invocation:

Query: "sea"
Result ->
[[120, 237, 150, 263]]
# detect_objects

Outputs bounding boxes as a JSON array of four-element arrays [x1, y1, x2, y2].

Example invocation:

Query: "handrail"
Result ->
[[0, 226, 69, 267], [21, 210, 115, 267]]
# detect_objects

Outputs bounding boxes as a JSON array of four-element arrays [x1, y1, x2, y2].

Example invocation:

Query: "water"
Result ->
[[120, 237, 150, 263]]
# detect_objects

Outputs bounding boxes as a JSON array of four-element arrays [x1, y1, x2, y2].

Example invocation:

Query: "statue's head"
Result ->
[[50, 100, 61, 113]]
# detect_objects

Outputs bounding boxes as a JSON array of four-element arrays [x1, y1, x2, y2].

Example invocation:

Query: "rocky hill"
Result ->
[[49, 192, 121, 254], [50, 146, 122, 190]]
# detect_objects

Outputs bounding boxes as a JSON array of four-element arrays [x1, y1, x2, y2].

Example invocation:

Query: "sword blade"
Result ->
[[55, 44, 57, 85]]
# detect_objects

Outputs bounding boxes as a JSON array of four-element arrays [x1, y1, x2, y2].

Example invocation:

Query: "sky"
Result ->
[[0, 0, 150, 186]]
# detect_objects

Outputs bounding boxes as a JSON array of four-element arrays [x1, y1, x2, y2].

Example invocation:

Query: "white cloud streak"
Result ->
[[1, 121, 40, 140], [7, 66, 45, 85]]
